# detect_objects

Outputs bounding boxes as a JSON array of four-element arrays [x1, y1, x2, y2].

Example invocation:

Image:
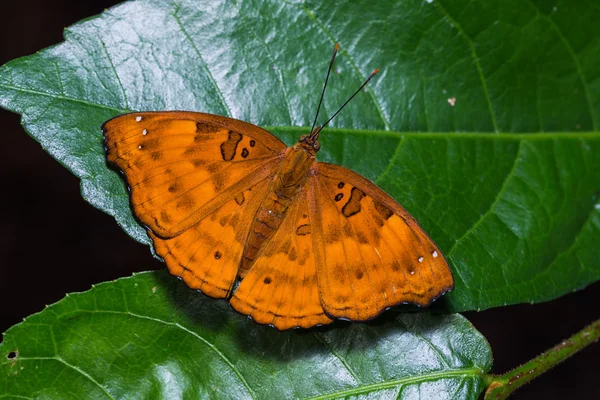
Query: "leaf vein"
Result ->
[[248, 30, 294, 125], [78, 309, 257, 399], [17, 356, 114, 399], [535, 200, 600, 282], [446, 140, 523, 259], [310, 324, 361, 386], [433, 0, 499, 132], [303, 369, 482, 400], [99, 38, 130, 110], [396, 318, 451, 369], [374, 136, 406, 185], [172, 5, 232, 117], [526, 0, 598, 130], [283, 0, 391, 130], [0, 82, 129, 114]]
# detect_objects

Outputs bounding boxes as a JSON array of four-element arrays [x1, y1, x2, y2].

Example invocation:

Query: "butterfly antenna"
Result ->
[[310, 43, 339, 136], [318, 68, 379, 133]]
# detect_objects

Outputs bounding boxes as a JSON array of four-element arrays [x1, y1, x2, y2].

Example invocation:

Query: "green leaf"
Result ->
[[0, 1, 599, 311], [0, 271, 491, 399]]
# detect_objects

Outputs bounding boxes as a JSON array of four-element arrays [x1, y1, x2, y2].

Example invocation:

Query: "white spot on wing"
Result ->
[[138, 145, 142, 149], [136, 116, 142, 122], [418, 256, 424, 263], [432, 250, 438, 258], [142, 129, 148, 135]]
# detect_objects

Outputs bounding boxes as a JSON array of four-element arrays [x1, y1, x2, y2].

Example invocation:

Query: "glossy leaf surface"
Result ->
[[0, 272, 491, 399], [0, 1, 598, 312]]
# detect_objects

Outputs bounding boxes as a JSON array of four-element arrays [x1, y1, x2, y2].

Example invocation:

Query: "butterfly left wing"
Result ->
[[150, 177, 273, 298], [103, 111, 287, 298], [103, 111, 286, 238], [230, 188, 334, 330], [309, 163, 454, 321]]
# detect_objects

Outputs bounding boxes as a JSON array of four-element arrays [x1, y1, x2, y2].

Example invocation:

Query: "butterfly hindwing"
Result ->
[[230, 188, 334, 329], [103, 111, 286, 238], [309, 163, 454, 321], [151, 178, 272, 298]]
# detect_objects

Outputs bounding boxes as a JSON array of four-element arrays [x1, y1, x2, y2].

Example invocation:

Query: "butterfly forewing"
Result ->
[[310, 163, 454, 321], [103, 112, 286, 238]]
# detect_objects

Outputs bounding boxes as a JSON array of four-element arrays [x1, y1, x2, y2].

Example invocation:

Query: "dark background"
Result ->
[[0, 1, 597, 398]]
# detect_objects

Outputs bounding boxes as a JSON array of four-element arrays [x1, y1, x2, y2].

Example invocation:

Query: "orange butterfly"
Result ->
[[103, 45, 453, 330]]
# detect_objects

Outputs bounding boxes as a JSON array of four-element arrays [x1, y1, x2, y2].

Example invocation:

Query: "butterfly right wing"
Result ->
[[103, 111, 286, 238], [309, 163, 454, 321]]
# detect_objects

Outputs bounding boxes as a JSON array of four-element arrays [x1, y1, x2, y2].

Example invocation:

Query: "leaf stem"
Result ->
[[484, 318, 600, 399]]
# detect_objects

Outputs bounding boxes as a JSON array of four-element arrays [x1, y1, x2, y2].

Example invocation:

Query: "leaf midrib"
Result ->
[[304, 367, 484, 400], [1, 82, 598, 140]]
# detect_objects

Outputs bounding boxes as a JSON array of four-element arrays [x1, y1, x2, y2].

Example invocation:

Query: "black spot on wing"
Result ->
[[342, 187, 365, 218], [296, 224, 311, 236], [234, 193, 245, 205], [220, 131, 242, 161]]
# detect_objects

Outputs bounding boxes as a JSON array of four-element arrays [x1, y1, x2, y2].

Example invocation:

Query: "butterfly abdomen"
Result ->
[[240, 192, 291, 274], [239, 144, 316, 277]]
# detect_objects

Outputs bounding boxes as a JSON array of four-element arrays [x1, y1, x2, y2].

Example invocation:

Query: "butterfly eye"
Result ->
[[313, 141, 321, 151]]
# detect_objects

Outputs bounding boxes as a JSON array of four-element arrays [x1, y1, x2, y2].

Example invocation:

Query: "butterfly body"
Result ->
[[103, 111, 454, 330], [241, 143, 316, 277]]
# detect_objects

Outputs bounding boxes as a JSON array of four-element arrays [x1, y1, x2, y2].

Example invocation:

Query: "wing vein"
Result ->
[[129, 156, 273, 188], [136, 158, 272, 208], [346, 218, 380, 310], [321, 179, 360, 316], [270, 202, 303, 322]]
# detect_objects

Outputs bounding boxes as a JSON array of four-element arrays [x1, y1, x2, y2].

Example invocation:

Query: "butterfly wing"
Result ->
[[103, 111, 286, 238], [309, 163, 454, 321], [103, 111, 286, 298], [230, 187, 334, 330], [150, 177, 274, 298]]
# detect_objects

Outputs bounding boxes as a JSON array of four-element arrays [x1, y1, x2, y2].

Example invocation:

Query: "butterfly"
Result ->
[[102, 44, 454, 330]]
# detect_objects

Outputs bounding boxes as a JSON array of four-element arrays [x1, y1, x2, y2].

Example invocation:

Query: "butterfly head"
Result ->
[[298, 127, 322, 154]]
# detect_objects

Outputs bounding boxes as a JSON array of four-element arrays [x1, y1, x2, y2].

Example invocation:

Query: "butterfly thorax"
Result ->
[[239, 143, 317, 277]]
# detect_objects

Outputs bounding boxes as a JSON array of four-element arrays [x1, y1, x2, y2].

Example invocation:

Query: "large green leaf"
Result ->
[[0, 1, 598, 311], [0, 271, 491, 399]]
